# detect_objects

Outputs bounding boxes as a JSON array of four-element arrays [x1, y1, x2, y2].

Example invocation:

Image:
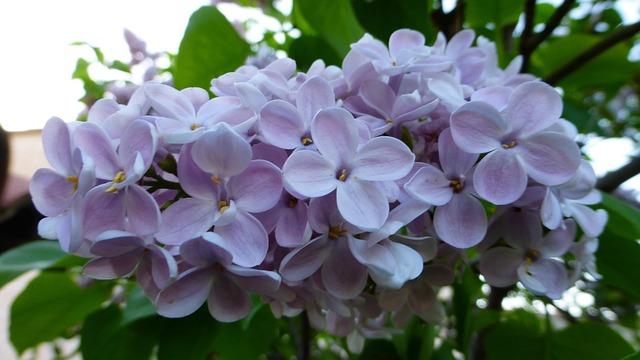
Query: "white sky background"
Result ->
[[0, 0, 639, 189]]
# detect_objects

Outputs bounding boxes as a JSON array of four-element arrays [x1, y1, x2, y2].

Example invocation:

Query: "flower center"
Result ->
[[300, 135, 313, 146], [289, 196, 298, 208], [211, 176, 221, 186], [337, 169, 348, 182], [328, 226, 348, 239], [525, 249, 539, 265], [218, 200, 230, 214], [67, 175, 79, 193], [449, 179, 463, 193], [106, 171, 126, 193], [191, 123, 200, 131], [501, 140, 517, 149]]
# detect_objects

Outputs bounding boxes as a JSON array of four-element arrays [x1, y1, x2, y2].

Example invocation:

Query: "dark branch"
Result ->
[[523, 0, 577, 52], [520, 0, 537, 73], [545, 21, 640, 85], [596, 155, 640, 193]]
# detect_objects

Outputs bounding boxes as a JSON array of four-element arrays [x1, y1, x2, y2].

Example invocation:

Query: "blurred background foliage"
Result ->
[[2, 0, 640, 359]]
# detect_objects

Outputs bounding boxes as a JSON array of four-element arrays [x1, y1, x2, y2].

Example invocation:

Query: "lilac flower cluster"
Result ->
[[30, 28, 606, 345]]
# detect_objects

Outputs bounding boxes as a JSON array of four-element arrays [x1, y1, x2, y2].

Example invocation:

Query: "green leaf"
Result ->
[[9, 272, 113, 353], [174, 6, 251, 91], [548, 322, 634, 360], [121, 283, 157, 325], [599, 192, 640, 238], [622, 351, 640, 360], [452, 266, 482, 355], [81, 305, 159, 360], [156, 307, 218, 360], [288, 35, 342, 70], [483, 309, 546, 360], [358, 338, 401, 360], [210, 304, 279, 359], [465, 0, 527, 27], [0, 241, 67, 288], [351, 0, 434, 44], [296, 0, 365, 57]]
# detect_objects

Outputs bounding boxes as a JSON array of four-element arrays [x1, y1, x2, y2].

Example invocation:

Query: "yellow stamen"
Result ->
[[105, 171, 126, 193], [67, 175, 79, 193], [289, 196, 298, 208], [386, 119, 393, 124], [392, 60, 397, 66], [218, 201, 230, 214], [338, 169, 347, 182], [450, 179, 463, 193], [502, 140, 517, 149], [211, 176, 221, 186], [525, 249, 539, 265], [191, 123, 200, 131], [301, 136, 313, 146], [328, 226, 348, 239]]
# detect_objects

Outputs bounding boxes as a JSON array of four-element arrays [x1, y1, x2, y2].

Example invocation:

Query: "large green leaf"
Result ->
[[533, 34, 638, 89], [0, 241, 67, 288], [465, 0, 527, 28], [174, 6, 251, 91], [548, 322, 635, 360], [483, 310, 546, 360], [9, 271, 113, 353], [288, 35, 342, 70], [296, 0, 365, 57], [352, 0, 433, 44], [80, 305, 159, 360], [156, 307, 219, 360]]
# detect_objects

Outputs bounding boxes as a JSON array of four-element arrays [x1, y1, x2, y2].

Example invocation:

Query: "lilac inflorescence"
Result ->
[[30, 28, 607, 348]]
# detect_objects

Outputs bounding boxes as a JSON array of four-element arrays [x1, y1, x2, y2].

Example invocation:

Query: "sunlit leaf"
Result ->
[[0, 241, 66, 288]]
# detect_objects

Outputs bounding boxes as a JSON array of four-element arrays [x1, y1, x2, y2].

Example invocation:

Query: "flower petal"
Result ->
[[351, 137, 414, 181], [42, 117, 74, 174], [337, 179, 388, 231], [505, 81, 562, 136], [282, 150, 338, 197], [156, 267, 213, 318], [473, 150, 527, 205], [297, 76, 335, 125], [517, 132, 580, 186], [404, 165, 452, 206], [479, 247, 521, 287], [433, 194, 487, 248], [228, 160, 282, 213], [191, 123, 252, 179], [279, 235, 331, 282], [311, 107, 358, 167], [207, 272, 251, 322], [259, 100, 306, 149], [450, 101, 505, 154], [214, 210, 268, 267], [156, 198, 214, 245], [321, 239, 368, 299]]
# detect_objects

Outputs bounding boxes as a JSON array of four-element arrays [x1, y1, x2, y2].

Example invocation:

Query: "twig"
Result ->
[[520, 0, 537, 72], [523, 0, 577, 53], [545, 21, 640, 85], [596, 155, 640, 192]]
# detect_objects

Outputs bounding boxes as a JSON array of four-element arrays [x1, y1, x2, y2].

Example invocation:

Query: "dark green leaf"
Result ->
[[121, 283, 157, 325], [358, 338, 401, 360], [288, 35, 342, 70], [296, 0, 365, 57], [483, 309, 546, 360], [211, 304, 279, 359], [157, 307, 218, 360], [0, 241, 67, 288], [452, 266, 482, 355], [548, 322, 634, 360], [10, 272, 113, 353], [352, 0, 433, 44], [81, 305, 159, 360], [174, 6, 251, 91], [599, 192, 640, 237], [622, 351, 640, 360], [465, 0, 526, 28]]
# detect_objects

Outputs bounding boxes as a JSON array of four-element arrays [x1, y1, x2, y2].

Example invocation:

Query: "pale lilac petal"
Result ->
[[191, 123, 252, 178], [156, 198, 214, 245], [251, 143, 288, 167], [347, 235, 396, 276], [433, 194, 487, 248], [389, 29, 425, 60], [337, 179, 388, 231], [351, 137, 414, 181], [125, 185, 160, 235], [321, 239, 368, 299], [479, 247, 521, 287], [404, 165, 452, 206], [366, 200, 431, 245], [297, 76, 335, 125], [445, 29, 474, 57], [567, 205, 607, 238], [30, 168, 74, 216], [311, 107, 358, 167], [83, 253, 140, 279], [145, 83, 196, 120], [42, 117, 73, 174], [407, 281, 436, 315], [517, 132, 580, 186], [505, 81, 562, 136], [226, 265, 281, 294], [359, 79, 394, 118], [119, 120, 157, 173], [427, 73, 465, 110], [438, 128, 478, 179], [450, 101, 505, 154], [177, 143, 218, 200], [279, 236, 331, 282], [540, 220, 575, 257], [215, 210, 268, 267], [473, 150, 527, 205], [370, 240, 423, 289], [541, 189, 563, 230], [275, 203, 310, 247], [146, 245, 178, 289], [470, 86, 511, 110], [156, 267, 214, 318], [87, 99, 120, 126], [74, 122, 120, 179], [228, 160, 282, 213], [259, 100, 306, 149], [207, 272, 251, 322], [180, 234, 232, 267], [154, 116, 203, 144], [307, 192, 342, 234], [90, 232, 144, 256], [282, 150, 338, 197], [235, 82, 267, 113], [83, 184, 126, 240], [518, 259, 568, 299], [182, 87, 210, 110]]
